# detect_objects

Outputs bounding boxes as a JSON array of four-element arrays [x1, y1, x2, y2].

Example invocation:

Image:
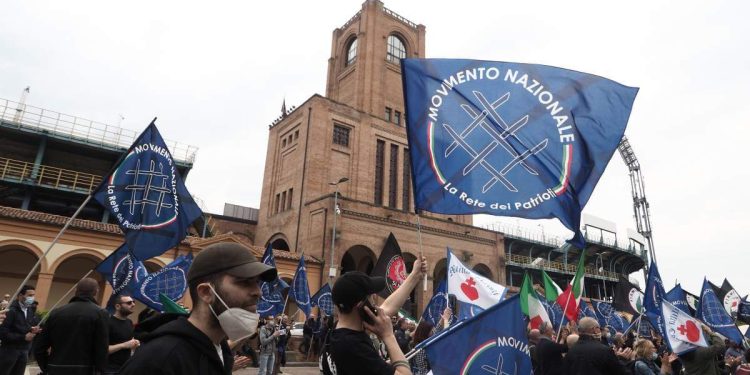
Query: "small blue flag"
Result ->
[[311, 283, 333, 316], [696, 278, 744, 344], [666, 284, 694, 316], [257, 245, 289, 318], [131, 254, 192, 312], [539, 294, 567, 332], [401, 59, 638, 247], [421, 280, 453, 327], [739, 298, 750, 325], [422, 295, 532, 375], [92, 121, 203, 261], [591, 300, 626, 333], [290, 255, 312, 318], [96, 243, 148, 300], [578, 301, 598, 320]]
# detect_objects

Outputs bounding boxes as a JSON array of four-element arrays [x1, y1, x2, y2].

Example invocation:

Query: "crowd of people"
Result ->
[[528, 316, 750, 375], [1, 242, 749, 375]]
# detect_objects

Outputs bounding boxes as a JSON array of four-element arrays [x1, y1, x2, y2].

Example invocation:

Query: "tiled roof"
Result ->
[[0, 205, 122, 234]]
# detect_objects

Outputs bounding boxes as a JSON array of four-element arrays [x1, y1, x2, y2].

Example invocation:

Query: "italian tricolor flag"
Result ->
[[542, 270, 563, 303], [520, 273, 551, 330], [556, 254, 586, 322]]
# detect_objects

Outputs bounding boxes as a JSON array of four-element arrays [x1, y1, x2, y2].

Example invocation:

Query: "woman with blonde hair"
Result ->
[[633, 339, 677, 375]]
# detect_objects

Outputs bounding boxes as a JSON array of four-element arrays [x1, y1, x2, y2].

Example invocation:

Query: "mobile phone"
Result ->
[[359, 299, 378, 324], [278, 329, 286, 335]]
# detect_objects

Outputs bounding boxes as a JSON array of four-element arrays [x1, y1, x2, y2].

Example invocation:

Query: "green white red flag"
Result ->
[[520, 273, 551, 330], [556, 254, 586, 322]]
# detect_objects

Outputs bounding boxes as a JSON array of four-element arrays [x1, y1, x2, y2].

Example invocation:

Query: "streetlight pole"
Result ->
[[329, 177, 348, 279], [596, 253, 607, 301]]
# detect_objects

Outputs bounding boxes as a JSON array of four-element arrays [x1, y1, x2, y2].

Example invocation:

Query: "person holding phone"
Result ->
[[320, 256, 427, 375]]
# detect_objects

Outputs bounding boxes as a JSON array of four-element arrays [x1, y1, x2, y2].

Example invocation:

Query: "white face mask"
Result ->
[[207, 285, 259, 342]]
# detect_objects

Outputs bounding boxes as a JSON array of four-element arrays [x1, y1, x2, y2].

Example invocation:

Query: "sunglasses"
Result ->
[[121, 301, 135, 305]]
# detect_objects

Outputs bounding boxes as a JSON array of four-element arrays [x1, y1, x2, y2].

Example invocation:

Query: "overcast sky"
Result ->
[[2, 1, 749, 296]]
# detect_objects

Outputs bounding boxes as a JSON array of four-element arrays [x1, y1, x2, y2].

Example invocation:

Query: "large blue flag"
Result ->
[[131, 254, 192, 312], [311, 283, 333, 316], [290, 255, 312, 318], [401, 59, 638, 247], [257, 245, 289, 318], [696, 278, 744, 344], [666, 284, 694, 316], [96, 243, 147, 303], [92, 121, 203, 261], [422, 295, 532, 375], [422, 280, 453, 327]]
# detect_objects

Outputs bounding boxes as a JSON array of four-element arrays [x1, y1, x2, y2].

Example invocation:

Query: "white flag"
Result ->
[[447, 249, 506, 309], [662, 300, 708, 350]]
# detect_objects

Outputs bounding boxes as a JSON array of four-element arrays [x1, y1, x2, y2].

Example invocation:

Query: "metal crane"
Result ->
[[617, 136, 657, 264]]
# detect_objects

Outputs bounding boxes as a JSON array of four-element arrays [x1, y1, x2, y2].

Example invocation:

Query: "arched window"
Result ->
[[386, 35, 406, 63], [346, 37, 358, 66]]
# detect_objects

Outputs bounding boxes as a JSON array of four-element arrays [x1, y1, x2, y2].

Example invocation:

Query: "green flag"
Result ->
[[542, 270, 563, 303], [159, 293, 189, 315]]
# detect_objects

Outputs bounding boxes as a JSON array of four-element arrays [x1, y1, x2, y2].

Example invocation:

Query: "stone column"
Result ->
[[34, 272, 54, 310]]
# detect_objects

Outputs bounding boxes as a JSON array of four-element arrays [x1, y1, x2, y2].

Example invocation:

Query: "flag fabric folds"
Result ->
[[92, 122, 203, 261], [613, 275, 644, 316], [421, 280, 452, 327], [644, 261, 707, 355], [666, 284, 694, 317], [290, 255, 312, 318], [257, 245, 289, 318], [131, 254, 192, 312], [423, 295, 533, 375], [540, 296, 567, 332], [696, 278, 744, 344], [311, 283, 333, 316], [447, 249, 506, 312], [401, 58, 638, 247], [520, 273, 551, 330], [541, 270, 562, 303], [370, 233, 408, 299], [556, 254, 586, 322]]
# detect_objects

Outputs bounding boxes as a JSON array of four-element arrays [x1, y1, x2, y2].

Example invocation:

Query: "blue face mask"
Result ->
[[24, 296, 35, 306]]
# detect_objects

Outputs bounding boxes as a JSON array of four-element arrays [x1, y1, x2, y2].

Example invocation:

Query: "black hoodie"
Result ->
[[119, 316, 233, 375]]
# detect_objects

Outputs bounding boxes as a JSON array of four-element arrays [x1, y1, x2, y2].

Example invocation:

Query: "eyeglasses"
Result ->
[[121, 301, 135, 305]]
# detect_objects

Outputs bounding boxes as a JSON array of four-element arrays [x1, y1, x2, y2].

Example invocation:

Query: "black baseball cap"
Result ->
[[332, 271, 386, 310], [187, 242, 277, 284]]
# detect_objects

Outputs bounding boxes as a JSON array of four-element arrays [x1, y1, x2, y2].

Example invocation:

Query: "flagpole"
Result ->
[[11, 195, 92, 302], [416, 213, 427, 292], [39, 270, 93, 324], [556, 288, 574, 341], [634, 314, 643, 339]]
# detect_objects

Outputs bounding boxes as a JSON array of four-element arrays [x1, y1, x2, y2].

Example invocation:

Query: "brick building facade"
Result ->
[[255, 0, 507, 315]]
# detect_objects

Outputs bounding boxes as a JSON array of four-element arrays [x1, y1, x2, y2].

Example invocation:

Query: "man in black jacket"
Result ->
[[34, 278, 109, 375], [0, 285, 41, 375], [535, 322, 567, 375], [564, 317, 630, 375], [119, 242, 277, 375]]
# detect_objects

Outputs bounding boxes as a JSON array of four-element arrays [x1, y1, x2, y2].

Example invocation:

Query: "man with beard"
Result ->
[[105, 294, 139, 374], [119, 242, 276, 375]]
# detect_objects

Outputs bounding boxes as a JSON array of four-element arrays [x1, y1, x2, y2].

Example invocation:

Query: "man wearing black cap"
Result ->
[[320, 256, 427, 375], [119, 242, 277, 375]]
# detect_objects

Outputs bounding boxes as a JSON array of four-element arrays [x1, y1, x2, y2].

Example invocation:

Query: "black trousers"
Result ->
[[0, 347, 29, 375]]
